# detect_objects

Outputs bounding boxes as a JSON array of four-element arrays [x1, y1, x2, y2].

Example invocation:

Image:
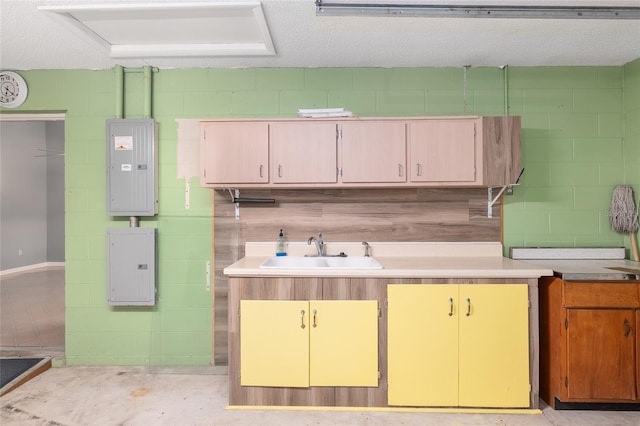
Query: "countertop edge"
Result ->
[[223, 256, 554, 279]]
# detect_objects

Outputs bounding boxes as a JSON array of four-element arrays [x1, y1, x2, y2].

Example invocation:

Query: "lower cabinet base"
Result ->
[[551, 398, 640, 411], [230, 386, 387, 407]]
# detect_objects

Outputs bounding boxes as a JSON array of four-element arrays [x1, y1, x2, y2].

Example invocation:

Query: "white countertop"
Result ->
[[223, 242, 554, 279]]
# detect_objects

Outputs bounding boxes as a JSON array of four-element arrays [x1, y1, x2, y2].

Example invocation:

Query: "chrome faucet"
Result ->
[[362, 241, 371, 257], [307, 232, 325, 257]]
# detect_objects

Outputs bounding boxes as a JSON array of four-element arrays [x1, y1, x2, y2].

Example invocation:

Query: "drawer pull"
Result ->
[[448, 297, 454, 316], [466, 298, 471, 317], [624, 319, 631, 338], [300, 309, 306, 329], [313, 309, 318, 328]]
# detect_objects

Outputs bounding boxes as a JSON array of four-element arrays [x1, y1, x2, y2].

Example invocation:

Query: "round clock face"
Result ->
[[0, 71, 28, 109]]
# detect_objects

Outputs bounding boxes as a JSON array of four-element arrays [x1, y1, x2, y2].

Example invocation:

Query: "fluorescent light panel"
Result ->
[[315, 0, 640, 19]]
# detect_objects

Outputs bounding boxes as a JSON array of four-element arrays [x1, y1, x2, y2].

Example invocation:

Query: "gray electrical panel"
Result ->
[[106, 227, 156, 306], [106, 119, 158, 216]]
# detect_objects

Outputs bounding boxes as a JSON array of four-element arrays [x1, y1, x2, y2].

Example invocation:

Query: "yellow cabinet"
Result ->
[[388, 284, 530, 407], [240, 299, 379, 388]]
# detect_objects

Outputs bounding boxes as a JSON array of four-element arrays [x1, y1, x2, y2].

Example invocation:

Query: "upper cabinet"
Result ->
[[408, 119, 477, 184], [201, 121, 268, 185], [270, 122, 338, 184], [200, 116, 520, 189], [340, 121, 407, 183]]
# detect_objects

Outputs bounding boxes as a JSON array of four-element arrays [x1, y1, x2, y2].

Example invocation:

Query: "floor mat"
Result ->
[[1, 358, 45, 388]]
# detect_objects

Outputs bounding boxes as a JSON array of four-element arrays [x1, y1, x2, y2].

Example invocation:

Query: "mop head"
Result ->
[[609, 185, 639, 234]]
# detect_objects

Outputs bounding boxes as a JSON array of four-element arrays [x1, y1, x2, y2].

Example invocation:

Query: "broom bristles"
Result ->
[[609, 185, 639, 234]]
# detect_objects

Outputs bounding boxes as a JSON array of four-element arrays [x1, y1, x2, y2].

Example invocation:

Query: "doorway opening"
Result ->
[[0, 114, 65, 358]]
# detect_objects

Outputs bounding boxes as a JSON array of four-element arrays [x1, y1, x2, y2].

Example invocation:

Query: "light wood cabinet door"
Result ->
[[270, 122, 338, 184], [388, 284, 530, 408], [388, 284, 459, 406], [240, 300, 310, 387], [309, 300, 379, 386], [201, 122, 268, 184], [565, 308, 636, 401], [408, 119, 477, 183], [340, 121, 407, 183], [458, 284, 530, 407]]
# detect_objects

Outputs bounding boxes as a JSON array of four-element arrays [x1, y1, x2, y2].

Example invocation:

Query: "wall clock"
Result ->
[[0, 71, 29, 109]]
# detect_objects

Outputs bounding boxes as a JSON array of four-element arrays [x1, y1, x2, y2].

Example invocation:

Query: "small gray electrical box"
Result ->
[[107, 227, 156, 306], [106, 119, 158, 216]]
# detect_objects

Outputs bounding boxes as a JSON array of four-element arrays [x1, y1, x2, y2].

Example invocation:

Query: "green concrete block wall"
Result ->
[[2, 62, 638, 366]]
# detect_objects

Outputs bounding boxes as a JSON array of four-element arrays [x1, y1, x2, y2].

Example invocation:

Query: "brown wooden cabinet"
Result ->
[[539, 277, 640, 407]]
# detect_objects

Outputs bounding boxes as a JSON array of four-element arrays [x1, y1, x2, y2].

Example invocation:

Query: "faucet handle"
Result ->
[[362, 241, 371, 257]]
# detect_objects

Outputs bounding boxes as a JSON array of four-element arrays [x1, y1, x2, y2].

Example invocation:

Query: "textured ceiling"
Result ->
[[1, 0, 639, 71]]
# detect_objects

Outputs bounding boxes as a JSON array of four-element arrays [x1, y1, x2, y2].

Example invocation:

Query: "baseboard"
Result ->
[[0, 262, 65, 277]]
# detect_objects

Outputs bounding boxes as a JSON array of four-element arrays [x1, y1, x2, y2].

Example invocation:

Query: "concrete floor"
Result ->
[[0, 362, 639, 426]]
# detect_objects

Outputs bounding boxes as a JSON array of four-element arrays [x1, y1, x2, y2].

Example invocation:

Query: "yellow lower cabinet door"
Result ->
[[240, 300, 310, 387], [309, 300, 379, 387], [388, 284, 459, 406], [458, 284, 530, 407]]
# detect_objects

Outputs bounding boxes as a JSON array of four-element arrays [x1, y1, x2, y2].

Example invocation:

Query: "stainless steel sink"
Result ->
[[260, 256, 383, 269]]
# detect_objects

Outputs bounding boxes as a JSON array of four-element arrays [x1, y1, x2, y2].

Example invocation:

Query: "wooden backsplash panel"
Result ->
[[212, 187, 501, 365]]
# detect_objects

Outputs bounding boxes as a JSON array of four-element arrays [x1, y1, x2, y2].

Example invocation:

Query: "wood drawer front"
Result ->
[[563, 282, 640, 308]]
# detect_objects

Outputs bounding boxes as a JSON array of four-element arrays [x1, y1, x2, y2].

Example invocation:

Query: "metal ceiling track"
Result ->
[[315, 1, 640, 19]]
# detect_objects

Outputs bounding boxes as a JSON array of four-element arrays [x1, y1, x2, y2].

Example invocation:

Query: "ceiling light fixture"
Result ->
[[38, 2, 275, 59], [315, 0, 640, 19]]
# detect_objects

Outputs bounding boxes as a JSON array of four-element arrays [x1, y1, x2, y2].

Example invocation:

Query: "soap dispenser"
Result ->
[[276, 229, 287, 256]]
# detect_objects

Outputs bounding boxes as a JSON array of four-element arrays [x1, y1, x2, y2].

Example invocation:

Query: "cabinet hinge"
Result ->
[[378, 371, 381, 380], [565, 376, 568, 388], [564, 318, 568, 329], [238, 307, 241, 318], [378, 307, 382, 318]]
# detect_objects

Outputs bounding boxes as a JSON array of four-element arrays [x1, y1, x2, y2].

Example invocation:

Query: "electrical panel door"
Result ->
[[106, 227, 156, 306], [106, 119, 158, 216]]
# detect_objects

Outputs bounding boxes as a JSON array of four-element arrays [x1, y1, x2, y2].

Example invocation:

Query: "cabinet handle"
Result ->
[[278, 165, 282, 178], [448, 297, 454, 316], [417, 163, 422, 177], [624, 319, 631, 337], [398, 164, 403, 177], [313, 309, 318, 328], [259, 164, 263, 178], [300, 309, 306, 329], [465, 298, 471, 317]]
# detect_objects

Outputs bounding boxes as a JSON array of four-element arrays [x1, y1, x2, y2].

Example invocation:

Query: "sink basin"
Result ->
[[260, 256, 383, 269]]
